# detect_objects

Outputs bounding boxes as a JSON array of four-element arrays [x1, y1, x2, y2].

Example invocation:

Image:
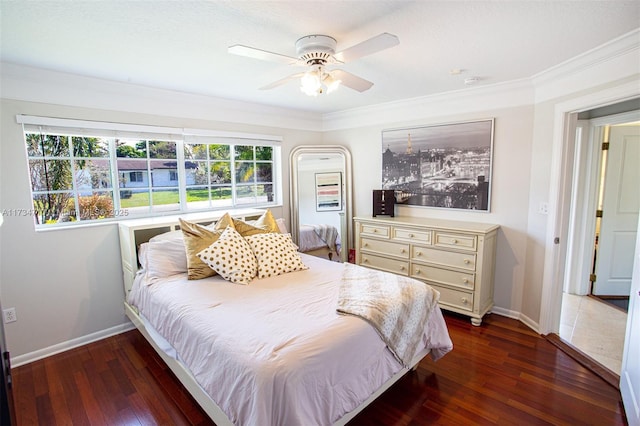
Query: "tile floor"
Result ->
[[560, 293, 627, 375]]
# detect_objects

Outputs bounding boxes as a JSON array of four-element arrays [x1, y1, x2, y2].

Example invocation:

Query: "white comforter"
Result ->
[[128, 254, 452, 426]]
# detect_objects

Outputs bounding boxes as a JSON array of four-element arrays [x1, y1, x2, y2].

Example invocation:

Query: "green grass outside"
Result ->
[[119, 189, 233, 208]]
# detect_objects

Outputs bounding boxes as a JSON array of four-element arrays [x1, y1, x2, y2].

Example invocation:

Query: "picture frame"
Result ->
[[315, 172, 342, 211], [382, 118, 494, 211]]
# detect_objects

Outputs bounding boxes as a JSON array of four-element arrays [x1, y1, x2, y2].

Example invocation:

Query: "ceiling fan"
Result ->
[[228, 33, 399, 96]]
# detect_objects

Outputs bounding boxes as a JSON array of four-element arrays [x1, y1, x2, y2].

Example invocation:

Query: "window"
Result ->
[[18, 116, 281, 228]]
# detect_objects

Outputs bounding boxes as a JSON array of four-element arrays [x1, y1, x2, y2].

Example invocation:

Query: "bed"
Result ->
[[298, 223, 341, 261], [119, 209, 453, 426]]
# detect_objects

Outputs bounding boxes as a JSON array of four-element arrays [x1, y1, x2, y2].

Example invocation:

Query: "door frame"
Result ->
[[564, 111, 640, 296], [539, 80, 640, 335]]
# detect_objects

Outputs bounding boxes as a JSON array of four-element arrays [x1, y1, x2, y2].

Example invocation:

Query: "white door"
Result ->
[[593, 124, 640, 296], [621, 214, 640, 426]]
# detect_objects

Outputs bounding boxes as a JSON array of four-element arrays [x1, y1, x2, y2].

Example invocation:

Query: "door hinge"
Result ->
[[602, 142, 610, 150], [596, 210, 603, 218], [590, 273, 597, 282]]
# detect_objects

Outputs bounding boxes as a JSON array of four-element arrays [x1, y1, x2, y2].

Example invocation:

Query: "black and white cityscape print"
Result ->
[[382, 119, 494, 211]]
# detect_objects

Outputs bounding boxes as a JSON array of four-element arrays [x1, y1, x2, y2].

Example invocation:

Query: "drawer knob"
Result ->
[[452, 239, 458, 244], [415, 269, 421, 274], [400, 248, 406, 253], [364, 243, 368, 247], [461, 297, 468, 304], [400, 266, 405, 270], [464, 259, 470, 264], [409, 233, 414, 238], [363, 258, 369, 263], [373, 229, 378, 233], [462, 278, 469, 283], [416, 251, 422, 256]]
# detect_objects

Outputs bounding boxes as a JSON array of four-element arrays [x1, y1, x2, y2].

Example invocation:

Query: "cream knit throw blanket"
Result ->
[[337, 263, 440, 367]]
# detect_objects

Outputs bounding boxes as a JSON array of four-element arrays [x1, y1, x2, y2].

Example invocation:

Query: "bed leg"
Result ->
[[328, 252, 333, 261]]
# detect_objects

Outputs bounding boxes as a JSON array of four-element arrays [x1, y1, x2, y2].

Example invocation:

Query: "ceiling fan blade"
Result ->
[[330, 70, 373, 92], [334, 33, 399, 63], [228, 44, 298, 65], [260, 72, 305, 90]]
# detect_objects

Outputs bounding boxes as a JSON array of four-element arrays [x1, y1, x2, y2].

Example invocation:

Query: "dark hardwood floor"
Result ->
[[11, 312, 627, 425]]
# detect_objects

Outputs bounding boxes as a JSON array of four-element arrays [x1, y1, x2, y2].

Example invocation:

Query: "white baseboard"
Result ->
[[491, 307, 540, 333], [10, 321, 135, 367]]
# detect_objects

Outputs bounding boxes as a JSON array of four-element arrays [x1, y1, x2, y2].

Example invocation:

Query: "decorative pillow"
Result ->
[[197, 227, 257, 285], [276, 217, 288, 234], [233, 218, 271, 237], [205, 212, 235, 232], [245, 232, 308, 279], [253, 209, 280, 233], [179, 218, 225, 280]]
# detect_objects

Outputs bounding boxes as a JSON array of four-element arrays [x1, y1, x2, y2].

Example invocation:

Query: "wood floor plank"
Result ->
[[10, 312, 627, 425]]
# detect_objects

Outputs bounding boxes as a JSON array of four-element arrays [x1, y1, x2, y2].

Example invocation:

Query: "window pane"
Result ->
[[186, 186, 210, 210], [152, 189, 179, 209], [149, 141, 177, 159], [255, 163, 272, 183], [191, 161, 209, 185], [256, 146, 272, 161], [116, 139, 146, 158], [211, 162, 231, 184], [72, 137, 109, 158], [75, 159, 112, 189], [117, 159, 148, 188], [29, 159, 73, 191], [76, 192, 115, 220], [235, 184, 256, 205], [234, 145, 254, 161], [211, 186, 233, 208], [185, 144, 208, 160], [256, 183, 275, 203], [31, 192, 73, 224], [119, 189, 149, 208], [235, 162, 254, 183], [150, 159, 179, 187], [209, 144, 230, 160], [26, 134, 70, 157]]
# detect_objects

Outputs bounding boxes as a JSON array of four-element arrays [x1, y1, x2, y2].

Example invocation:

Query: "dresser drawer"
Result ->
[[432, 285, 474, 312], [361, 253, 409, 276], [360, 223, 390, 238], [392, 227, 432, 244], [411, 246, 476, 271], [411, 264, 475, 290], [434, 231, 477, 251], [361, 238, 410, 258]]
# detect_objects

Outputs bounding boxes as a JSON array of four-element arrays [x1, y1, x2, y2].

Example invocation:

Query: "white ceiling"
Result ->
[[1, 1, 638, 114]]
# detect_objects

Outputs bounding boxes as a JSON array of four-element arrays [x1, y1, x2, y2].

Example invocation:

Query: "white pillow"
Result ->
[[276, 217, 288, 234], [197, 227, 257, 285], [142, 238, 188, 279], [245, 232, 308, 279], [149, 229, 184, 242]]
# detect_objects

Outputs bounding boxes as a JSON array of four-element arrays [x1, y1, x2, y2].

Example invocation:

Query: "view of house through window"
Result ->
[[21, 120, 280, 227]]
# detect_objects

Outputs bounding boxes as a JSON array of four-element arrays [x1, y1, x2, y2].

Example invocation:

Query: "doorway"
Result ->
[[559, 107, 639, 375]]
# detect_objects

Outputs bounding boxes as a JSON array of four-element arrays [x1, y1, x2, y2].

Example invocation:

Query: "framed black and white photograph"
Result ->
[[382, 119, 494, 211], [315, 172, 342, 211]]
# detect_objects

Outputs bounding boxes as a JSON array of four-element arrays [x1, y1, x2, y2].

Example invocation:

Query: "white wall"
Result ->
[[0, 96, 321, 362], [323, 104, 535, 321]]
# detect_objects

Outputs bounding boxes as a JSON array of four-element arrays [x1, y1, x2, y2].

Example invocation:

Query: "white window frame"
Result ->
[[16, 115, 283, 229]]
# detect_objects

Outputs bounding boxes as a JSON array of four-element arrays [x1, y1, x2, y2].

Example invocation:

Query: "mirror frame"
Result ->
[[289, 145, 353, 262]]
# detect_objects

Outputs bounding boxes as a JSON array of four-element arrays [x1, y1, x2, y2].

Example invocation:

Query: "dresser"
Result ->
[[354, 216, 499, 326]]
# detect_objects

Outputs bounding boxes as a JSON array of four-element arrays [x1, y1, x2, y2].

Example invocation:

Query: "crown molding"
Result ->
[[532, 28, 639, 103], [321, 79, 535, 131], [0, 62, 324, 132]]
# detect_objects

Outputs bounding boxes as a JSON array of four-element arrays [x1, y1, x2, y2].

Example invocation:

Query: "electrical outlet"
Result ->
[[3, 308, 17, 324]]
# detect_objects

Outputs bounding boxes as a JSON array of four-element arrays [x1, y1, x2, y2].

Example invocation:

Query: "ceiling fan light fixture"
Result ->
[[324, 73, 342, 94], [300, 69, 322, 96]]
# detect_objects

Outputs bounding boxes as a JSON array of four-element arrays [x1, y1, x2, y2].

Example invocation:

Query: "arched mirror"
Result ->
[[290, 145, 352, 263]]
